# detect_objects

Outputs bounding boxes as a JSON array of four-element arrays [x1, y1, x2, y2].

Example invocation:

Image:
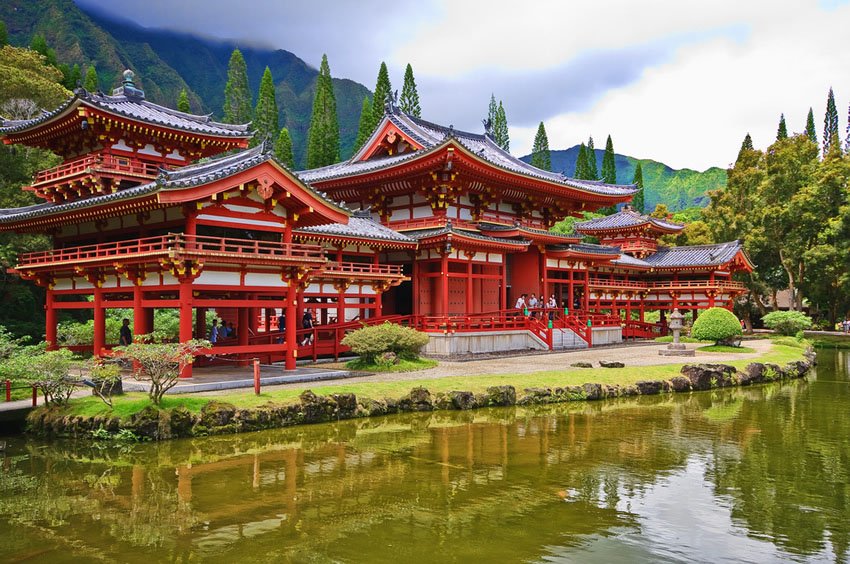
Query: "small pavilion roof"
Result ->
[[642, 240, 750, 269], [0, 85, 250, 139], [477, 222, 581, 243], [296, 210, 417, 247], [406, 223, 531, 251], [299, 106, 638, 199], [574, 207, 684, 234]]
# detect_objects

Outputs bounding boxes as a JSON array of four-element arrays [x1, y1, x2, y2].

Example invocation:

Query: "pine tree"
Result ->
[[805, 108, 818, 147], [177, 88, 190, 112], [530, 122, 551, 171], [84, 65, 98, 92], [354, 97, 373, 151], [631, 162, 645, 213], [30, 34, 57, 67], [845, 104, 850, 153], [494, 101, 509, 151], [274, 127, 294, 168], [737, 133, 754, 163], [777, 113, 788, 140], [223, 49, 252, 124], [0, 21, 8, 47], [824, 87, 840, 155], [586, 137, 598, 180], [370, 62, 392, 129], [601, 134, 616, 184], [305, 54, 340, 168], [399, 63, 420, 117], [487, 94, 498, 130], [252, 66, 279, 147], [574, 143, 589, 178], [68, 63, 81, 89]]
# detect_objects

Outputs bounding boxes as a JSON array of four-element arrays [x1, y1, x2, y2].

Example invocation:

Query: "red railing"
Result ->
[[322, 262, 405, 277], [16, 233, 326, 269], [588, 278, 747, 292], [32, 154, 161, 186], [622, 320, 666, 339]]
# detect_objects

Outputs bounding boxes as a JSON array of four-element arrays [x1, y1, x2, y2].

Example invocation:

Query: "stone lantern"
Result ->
[[659, 308, 694, 356]]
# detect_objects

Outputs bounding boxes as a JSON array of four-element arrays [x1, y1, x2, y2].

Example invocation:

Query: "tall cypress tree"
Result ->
[[737, 133, 754, 162], [776, 113, 788, 140], [252, 66, 279, 147], [306, 54, 340, 168], [30, 34, 57, 67], [601, 134, 616, 184], [845, 104, 850, 153], [530, 122, 551, 171], [223, 49, 251, 124], [371, 62, 392, 129], [64, 64, 81, 89], [84, 65, 98, 92], [494, 101, 509, 151], [574, 143, 589, 178], [631, 162, 645, 213], [0, 21, 7, 47], [487, 94, 498, 130], [585, 136, 598, 180], [354, 97, 373, 151], [177, 88, 190, 112], [399, 63, 420, 117], [805, 108, 818, 147], [824, 87, 840, 155], [274, 127, 294, 168]]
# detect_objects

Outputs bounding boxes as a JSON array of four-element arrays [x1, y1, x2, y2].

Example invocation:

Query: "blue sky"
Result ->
[[77, 0, 850, 171]]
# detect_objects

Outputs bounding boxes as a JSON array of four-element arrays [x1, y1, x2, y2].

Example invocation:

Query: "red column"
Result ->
[[45, 288, 57, 350], [93, 286, 105, 357], [412, 254, 420, 317], [568, 269, 574, 312], [441, 253, 449, 315], [373, 252, 382, 317], [178, 278, 193, 378], [466, 259, 473, 315], [500, 257, 507, 310], [133, 284, 145, 340], [285, 285, 297, 370], [584, 269, 590, 311]]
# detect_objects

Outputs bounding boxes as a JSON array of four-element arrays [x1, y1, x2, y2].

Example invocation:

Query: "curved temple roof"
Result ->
[[299, 107, 638, 199], [574, 207, 684, 234], [0, 87, 250, 139]]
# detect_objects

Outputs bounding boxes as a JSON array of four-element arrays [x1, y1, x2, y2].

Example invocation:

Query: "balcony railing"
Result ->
[[588, 278, 746, 292], [32, 154, 161, 187], [16, 233, 326, 269], [322, 261, 405, 277]]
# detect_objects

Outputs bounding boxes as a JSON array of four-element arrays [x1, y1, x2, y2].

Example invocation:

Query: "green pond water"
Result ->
[[1, 350, 849, 563]]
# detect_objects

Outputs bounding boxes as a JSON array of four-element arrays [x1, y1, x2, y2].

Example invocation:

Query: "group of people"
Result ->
[[209, 319, 237, 343], [514, 293, 559, 318]]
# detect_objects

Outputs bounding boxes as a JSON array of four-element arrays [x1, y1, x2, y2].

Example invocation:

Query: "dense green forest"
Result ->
[[520, 146, 726, 212], [0, 0, 370, 167]]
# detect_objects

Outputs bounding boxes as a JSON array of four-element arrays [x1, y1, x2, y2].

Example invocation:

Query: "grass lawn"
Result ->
[[696, 345, 757, 353], [62, 341, 808, 420], [345, 357, 437, 372]]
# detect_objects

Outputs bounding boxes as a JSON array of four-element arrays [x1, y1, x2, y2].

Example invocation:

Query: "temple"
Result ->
[[0, 72, 752, 375]]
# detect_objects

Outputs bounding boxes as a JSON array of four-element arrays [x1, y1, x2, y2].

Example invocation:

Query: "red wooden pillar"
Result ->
[[540, 249, 548, 300], [568, 269, 574, 311], [412, 253, 420, 317], [640, 298, 646, 322], [373, 252, 382, 317], [133, 284, 145, 340], [500, 257, 507, 310], [93, 286, 105, 357], [44, 288, 57, 350], [466, 259, 473, 315], [178, 278, 193, 378], [441, 252, 449, 315], [285, 285, 297, 370], [584, 269, 590, 311]]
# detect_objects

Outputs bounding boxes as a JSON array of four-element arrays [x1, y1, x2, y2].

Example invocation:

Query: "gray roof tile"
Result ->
[[643, 241, 745, 268], [405, 224, 530, 247], [575, 208, 684, 233], [296, 211, 415, 244]]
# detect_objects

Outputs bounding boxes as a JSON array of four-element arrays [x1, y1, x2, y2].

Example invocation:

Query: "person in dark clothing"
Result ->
[[301, 308, 314, 345], [227, 322, 236, 339], [277, 313, 286, 344], [119, 318, 132, 346]]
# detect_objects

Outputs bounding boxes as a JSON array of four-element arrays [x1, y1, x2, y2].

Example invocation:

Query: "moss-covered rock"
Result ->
[[486, 385, 516, 407]]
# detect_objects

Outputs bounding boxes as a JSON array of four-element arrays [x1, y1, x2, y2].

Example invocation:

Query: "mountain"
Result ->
[[520, 146, 726, 212], [0, 0, 371, 167]]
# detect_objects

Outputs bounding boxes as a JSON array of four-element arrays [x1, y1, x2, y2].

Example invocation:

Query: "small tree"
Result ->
[[7, 348, 78, 406], [691, 307, 743, 345], [84, 358, 122, 408], [116, 335, 210, 405], [340, 322, 429, 364], [761, 311, 813, 336]]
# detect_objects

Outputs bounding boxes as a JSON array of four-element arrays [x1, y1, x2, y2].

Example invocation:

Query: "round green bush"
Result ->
[[691, 307, 743, 345], [761, 310, 813, 336], [340, 322, 430, 364]]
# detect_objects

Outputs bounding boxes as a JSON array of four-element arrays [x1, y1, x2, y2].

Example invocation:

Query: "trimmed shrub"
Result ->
[[691, 307, 743, 345], [340, 322, 430, 364], [761, 311, 813, 336]]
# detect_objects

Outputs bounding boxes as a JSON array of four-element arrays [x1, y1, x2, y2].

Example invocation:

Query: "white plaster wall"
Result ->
[[412, 205, 432, 219], [196, 271, 241, 286]]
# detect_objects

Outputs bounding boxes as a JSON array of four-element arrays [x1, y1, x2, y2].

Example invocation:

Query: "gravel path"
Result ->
[[204, 340, 773, 395]]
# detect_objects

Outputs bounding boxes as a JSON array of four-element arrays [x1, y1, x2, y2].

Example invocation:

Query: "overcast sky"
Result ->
[[77, 0, 850, 171]]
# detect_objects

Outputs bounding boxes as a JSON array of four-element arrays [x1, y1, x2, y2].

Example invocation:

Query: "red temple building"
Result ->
[[0, 72, 752, 374]]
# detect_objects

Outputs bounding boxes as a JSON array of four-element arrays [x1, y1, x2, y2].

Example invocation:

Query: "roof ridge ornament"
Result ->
[[482, 117, 493, 137], [260, 135, 274, 156], [385, 89, 398, 115]]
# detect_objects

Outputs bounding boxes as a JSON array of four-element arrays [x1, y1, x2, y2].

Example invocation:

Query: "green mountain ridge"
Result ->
[[520, 146, 726, 212], [0, 0, 371, 167]]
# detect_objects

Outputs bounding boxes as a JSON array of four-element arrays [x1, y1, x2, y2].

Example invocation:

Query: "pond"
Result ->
[[1, 350, 848, 563]]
